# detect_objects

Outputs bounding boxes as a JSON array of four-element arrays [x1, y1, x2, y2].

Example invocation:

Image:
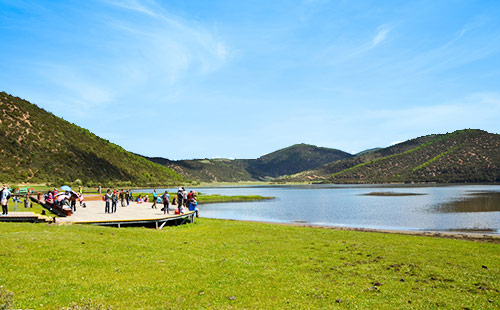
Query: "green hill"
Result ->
[[144, 157, 255, 183], [0, 92, 183, 187], [250, 143, 353, 177], [283, 130, 500, 183], [147, 144, 352, 182]]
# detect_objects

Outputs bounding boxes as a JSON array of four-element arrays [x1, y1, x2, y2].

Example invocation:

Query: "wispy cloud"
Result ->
[[371, 25, 390, 47], [27, 0, 231, 117], [323, 24, 392, 65], [103, 0, 230, 76]]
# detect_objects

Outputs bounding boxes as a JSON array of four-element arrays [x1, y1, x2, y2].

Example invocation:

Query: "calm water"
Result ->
[[149, 185, 500, 234]]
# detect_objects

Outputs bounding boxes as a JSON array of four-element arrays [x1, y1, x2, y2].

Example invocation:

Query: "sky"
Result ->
[[1, 0, 500, 159]]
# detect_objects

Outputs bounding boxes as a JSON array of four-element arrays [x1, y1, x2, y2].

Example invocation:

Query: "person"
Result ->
[[162, 191, 170, 214], [111, 190, 118, 213], [144, 195, 149, 203], [152, 189, 158, 209], [78, 193, 85, 208], [104, 189, 112, 213], [188, 197, 197, 211], [70, 193, 77, 213], [98, 185, 102, 195], [177, 188, 183, 210], [183, 188, 188, 207], [125, 189, 130, 206], [24, 192, 31, 208], [46, 191, 54, 207], [78, 186, 83, 195], [1, 185, 10, 216], [119, 189, 126, 207]]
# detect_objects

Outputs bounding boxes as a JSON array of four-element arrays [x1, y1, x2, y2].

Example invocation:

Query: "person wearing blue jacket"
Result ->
[[1, 185, 11, 216]]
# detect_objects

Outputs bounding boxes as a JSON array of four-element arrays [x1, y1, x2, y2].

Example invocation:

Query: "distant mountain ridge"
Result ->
[[0, 92, 183, 186], [146, 144, 353, 182], [3, 92, 499, 186], [283, 129, 500, 184]]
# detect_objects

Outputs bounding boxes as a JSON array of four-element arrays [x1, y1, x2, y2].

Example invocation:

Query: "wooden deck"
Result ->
[[56, 200, 196, 228], [0, 212, 52, 223]]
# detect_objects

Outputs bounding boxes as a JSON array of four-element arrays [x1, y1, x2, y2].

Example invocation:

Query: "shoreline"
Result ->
[[212, 218, 500, 243]]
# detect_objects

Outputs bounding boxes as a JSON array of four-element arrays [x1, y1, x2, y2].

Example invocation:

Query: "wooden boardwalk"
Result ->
[[0, 212, 52, 223], [56, 200, 196, 228]]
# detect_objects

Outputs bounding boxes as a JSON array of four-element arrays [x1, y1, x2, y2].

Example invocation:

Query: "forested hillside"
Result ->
[[283, 130, 500, 184], [0, 92, 183, 186], [147, 144, 352, 182]]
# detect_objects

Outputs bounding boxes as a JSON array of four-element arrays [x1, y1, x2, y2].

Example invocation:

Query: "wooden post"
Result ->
[[117, 223, 121, 228]]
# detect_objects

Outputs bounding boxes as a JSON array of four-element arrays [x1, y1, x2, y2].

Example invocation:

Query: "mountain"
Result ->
[[283, 130, 500, 183], [249, 143, 353, 177], [355, 147, 383, 156], [146, 144, 353, 182], [144, 157, 255, 183], [0, 92, 183, 186]]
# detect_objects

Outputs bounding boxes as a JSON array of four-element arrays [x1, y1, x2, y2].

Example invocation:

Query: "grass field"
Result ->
[[0, 220, 499, 309], [130, 192, 274, 204]]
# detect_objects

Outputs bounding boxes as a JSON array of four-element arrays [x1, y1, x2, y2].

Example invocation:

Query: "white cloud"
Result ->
[[371, 25, 390, 47], [323, 24, 392, 65], [103, 0, 230, 78]]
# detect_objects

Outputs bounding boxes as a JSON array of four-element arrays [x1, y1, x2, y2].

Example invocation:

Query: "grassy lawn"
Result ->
[[6, 198, 49, 217], [0, 220, 498, 309]]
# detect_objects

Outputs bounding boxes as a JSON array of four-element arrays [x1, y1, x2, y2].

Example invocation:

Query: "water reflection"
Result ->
[[436, 191, 500, 213]]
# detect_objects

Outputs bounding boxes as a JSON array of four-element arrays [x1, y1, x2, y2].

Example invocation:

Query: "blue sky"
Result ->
[[1, 0, 500, 159]]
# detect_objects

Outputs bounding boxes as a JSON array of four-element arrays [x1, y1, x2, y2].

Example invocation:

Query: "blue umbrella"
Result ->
[[61, 185, 72, 192]]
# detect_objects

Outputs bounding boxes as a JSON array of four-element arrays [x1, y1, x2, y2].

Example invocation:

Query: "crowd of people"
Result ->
[[102, 189, 133, 213], [1, 184, 199, 218], [44, 186, 85, 213], [100, 187, 198, 216]]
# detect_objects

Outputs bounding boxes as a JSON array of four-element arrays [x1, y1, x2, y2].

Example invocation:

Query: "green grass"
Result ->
[[0, 220, 499, 309], [196, 194, 274, 204], [6, 198, 49, 217], [131, 192, 274, 204]]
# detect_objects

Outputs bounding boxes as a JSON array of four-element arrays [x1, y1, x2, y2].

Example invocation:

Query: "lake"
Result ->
[[153, 185, 500, 234]]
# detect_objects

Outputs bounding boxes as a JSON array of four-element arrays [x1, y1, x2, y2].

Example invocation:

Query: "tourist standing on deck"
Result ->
[[125, 189, 130, 206], [183, 188, 188, 207], [177, 188, 183, 211], [104, 189, 111, 213], [162, 191, 170, 214], [1, 185, 10, 216], [111, 190, 118, 213], [119, 189, 126, 207], [152, 189, 158, 209]]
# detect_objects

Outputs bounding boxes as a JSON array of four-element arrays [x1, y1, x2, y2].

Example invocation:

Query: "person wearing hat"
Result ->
[[1, 185, 11, 216], [177, 187, 184, 212]]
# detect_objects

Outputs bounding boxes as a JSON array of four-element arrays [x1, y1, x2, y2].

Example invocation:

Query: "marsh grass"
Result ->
[[0, 220, 498, 309], [131, 192, 273, 204]]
